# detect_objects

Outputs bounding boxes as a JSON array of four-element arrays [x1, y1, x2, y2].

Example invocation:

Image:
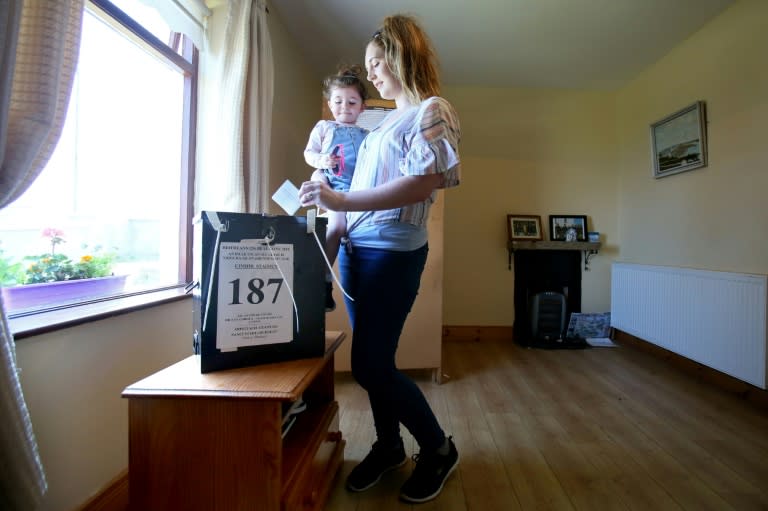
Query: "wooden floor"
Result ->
[[325, 338, 768, 510]]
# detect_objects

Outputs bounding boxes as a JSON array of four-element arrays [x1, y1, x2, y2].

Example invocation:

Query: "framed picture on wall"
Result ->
[[507, 214, 543, 241], [549, 215, 588, 242], [650, 100, 707, 179]]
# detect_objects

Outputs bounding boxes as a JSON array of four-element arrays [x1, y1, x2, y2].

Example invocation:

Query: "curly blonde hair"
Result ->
[[369, 14, 440, 104]]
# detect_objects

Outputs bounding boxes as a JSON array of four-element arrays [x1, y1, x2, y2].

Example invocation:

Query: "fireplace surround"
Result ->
[[509, 240, 600, 346]]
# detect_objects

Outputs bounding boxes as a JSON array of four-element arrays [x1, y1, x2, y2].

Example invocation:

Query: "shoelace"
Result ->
[[410, 451, 438, 474], [410, 440, 452, 475]]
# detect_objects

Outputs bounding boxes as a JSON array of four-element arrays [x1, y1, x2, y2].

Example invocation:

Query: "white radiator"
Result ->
[[611, 262, 768, 388]]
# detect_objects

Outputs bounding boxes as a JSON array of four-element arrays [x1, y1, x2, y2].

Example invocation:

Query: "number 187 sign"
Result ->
[[215, 240, 294, 352]]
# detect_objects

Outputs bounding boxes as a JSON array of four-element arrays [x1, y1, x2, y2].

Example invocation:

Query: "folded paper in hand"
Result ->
[[272, 179, 301, 216]]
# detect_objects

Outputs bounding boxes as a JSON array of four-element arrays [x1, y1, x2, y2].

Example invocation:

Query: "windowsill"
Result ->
[[8, 287, 193, 340]]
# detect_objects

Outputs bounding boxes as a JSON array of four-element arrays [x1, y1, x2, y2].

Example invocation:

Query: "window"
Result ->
[[0, 0, 197, 317]]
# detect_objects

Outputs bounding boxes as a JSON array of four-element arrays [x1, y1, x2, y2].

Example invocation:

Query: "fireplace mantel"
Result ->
[[507, 241, 601, 270], [508, 240, 600, 251]]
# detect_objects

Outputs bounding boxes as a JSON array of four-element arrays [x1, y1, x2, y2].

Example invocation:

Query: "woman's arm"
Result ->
[[299, 173, 444, 212]]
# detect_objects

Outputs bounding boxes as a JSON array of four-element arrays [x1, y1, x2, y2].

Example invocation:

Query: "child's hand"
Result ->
[[322, 153, 340, 169]]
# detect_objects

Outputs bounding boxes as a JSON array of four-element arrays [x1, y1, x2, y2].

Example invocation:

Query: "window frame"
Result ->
[[8, 0, 198, 336]]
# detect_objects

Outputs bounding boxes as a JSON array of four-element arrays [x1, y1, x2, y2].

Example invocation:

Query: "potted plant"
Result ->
[[1, 228, 126, 311], [0, 246, 25, 288]]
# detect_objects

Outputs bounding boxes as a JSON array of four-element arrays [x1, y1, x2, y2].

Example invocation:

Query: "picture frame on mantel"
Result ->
[[650, 100, 707, 179], [507, 214, 543, 241], [549, 215, 588, 242]]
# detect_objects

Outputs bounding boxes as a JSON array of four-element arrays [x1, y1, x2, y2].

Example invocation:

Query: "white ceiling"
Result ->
[[269, 0, 734, 91]]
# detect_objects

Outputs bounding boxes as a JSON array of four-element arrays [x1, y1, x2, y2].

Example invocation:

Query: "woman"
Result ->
[[299, 13, 461, 504]]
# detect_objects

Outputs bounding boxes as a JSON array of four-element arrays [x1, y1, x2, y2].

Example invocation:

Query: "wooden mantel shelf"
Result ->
[[508, 240, 601, 251], [507, 241, 602, 270]]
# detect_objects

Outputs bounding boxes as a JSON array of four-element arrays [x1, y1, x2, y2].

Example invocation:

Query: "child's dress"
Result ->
[[304, 121, 368, 191]]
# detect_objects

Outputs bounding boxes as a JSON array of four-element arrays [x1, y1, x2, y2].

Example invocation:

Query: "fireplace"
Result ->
[[512, 249, 583, 345]]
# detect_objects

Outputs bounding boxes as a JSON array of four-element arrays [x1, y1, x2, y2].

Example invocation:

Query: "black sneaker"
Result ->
[[399, 436, 459, 503], [325, 281, 336, 312], [346, 439, 407, 492]]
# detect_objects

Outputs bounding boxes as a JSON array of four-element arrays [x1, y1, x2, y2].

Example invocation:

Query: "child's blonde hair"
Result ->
[[322, 64, 369, 101]]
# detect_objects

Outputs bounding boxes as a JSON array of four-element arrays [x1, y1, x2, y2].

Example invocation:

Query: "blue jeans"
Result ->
[[339, 242, 445, 451]]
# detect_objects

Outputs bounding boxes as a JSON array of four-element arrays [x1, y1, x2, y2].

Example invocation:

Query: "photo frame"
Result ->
[[650, 100, 707, 179], [507, 214, 543, 241], [549, 215, 588, 242]]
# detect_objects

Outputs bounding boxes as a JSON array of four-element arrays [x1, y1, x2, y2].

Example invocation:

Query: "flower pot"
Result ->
[[1, 275, 128, 311]]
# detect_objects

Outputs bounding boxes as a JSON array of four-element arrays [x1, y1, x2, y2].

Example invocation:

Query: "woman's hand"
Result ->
[[300, 174, 444, 213], [299, 180, 343, 210]]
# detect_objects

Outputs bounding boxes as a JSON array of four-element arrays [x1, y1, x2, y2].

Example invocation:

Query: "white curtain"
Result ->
[[0, 1, 84, 509], [196, 0, 274, 214], [245, 1, 273, 213]]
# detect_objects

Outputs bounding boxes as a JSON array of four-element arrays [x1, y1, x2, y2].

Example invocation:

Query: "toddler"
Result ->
[[304, 65, 369, 311]]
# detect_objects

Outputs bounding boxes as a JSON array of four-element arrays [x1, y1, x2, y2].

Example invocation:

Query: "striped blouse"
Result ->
[[346, 96, 461, 249]]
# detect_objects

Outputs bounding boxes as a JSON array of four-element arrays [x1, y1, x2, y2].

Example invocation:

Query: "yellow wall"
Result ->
[[441, 0, 767, 326], [265, 10, 320, 209], [441, 87, 617, 324], [15, 300, 191, 511], [615, 0, 767, 274], [12, 1, 768, 509]]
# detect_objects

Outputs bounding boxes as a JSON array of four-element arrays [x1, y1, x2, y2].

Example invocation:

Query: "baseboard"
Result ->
[[613, 329, 768, 409], [442, 325, 513, 343], [73, 469, 128, 511]]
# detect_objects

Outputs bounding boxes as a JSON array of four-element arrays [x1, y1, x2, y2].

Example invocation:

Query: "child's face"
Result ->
[[328, 87, 364, 124]]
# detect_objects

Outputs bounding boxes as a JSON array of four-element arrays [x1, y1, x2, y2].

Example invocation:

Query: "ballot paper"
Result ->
[[272, 179, 301, 215]]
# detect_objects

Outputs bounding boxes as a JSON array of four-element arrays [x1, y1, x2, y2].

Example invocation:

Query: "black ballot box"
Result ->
[[192, 211, 327, 373]]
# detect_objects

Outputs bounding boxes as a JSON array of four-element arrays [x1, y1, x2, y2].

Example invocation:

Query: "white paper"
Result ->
[[586, 337, 617, 347], [215, 240, 294, 351], [271, 179, 301, 216]]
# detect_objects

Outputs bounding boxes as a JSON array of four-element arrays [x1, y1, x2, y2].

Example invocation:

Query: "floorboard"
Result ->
[[326, 338, 768, 510]]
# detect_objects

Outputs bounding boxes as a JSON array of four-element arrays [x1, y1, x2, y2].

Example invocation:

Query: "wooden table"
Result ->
[[123, 331, 345, 511]]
